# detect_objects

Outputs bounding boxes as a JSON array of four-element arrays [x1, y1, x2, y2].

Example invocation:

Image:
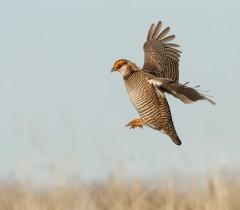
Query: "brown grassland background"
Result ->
[[0, 170, 240, 210]]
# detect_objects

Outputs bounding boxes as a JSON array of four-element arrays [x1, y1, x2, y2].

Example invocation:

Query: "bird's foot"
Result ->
[[125, 119, 143, 129]]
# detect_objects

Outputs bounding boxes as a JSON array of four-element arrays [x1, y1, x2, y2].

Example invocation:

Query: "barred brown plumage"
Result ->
[[111, 21, 215, 145], [143, 21, 180, 82], [125, 70, 181, 145]]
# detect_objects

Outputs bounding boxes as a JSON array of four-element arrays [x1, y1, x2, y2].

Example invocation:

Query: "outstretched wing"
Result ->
[[149, 78, 216, 105], [143, 21, 181, 82]]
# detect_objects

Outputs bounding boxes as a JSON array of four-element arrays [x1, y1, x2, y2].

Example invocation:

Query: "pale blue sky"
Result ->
[[0, 0, 240, 184]]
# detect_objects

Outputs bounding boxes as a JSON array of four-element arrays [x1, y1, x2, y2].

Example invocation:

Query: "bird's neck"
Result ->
[[123, 63, 140, 80]]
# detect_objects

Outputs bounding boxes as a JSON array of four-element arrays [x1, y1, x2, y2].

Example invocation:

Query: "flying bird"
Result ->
[[111, 21, 215, 145]]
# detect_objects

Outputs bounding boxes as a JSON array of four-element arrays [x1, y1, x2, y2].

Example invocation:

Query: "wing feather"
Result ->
[[161, 35, 176, 43], [157, 27, 170, 40], [152, 21, 162, 39], [143, 21, 181, 82], [147, 24, 155, 40], [165, 48, 182, 54], [164, 43, 180, 48], [165, 50, 180, 58]]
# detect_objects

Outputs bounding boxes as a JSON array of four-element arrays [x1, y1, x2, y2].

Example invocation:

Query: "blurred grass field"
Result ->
[[1, 170, 240, 210]]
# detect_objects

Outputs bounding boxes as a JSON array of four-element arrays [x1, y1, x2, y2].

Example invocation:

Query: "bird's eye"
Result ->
[[118, 64, 123, 69]]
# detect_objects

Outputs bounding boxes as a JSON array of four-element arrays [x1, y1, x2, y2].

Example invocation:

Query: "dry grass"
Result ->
[[0, 171, 240, 210]]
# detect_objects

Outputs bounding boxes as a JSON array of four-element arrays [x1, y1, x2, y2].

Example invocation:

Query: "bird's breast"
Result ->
[[125, 74, 161, 127]]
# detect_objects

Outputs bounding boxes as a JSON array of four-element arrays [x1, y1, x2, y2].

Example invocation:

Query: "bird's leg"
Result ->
[[125, 119, 143, 129]]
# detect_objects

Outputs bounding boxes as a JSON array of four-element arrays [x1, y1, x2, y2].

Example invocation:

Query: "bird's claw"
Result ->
[[125, 119, 143, 129]]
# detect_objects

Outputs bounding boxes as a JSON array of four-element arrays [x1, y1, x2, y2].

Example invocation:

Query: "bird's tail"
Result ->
[[169, 134, 182, 145]]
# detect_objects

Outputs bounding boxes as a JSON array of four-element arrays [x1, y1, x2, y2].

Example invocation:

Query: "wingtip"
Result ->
[[147, 23, 155, 40]]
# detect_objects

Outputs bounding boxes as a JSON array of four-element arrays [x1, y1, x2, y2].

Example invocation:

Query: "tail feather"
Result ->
[[170, 134, 182, 145], [149, 78, 216, 105], [163, 82, 216, 105]]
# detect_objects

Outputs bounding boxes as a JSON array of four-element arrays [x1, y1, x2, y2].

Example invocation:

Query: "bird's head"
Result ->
[[111, 59, 129, 73], [111, 59, 139, 78]]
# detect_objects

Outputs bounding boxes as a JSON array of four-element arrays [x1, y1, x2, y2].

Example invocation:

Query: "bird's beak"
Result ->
[[111, 67, 115, 73]]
